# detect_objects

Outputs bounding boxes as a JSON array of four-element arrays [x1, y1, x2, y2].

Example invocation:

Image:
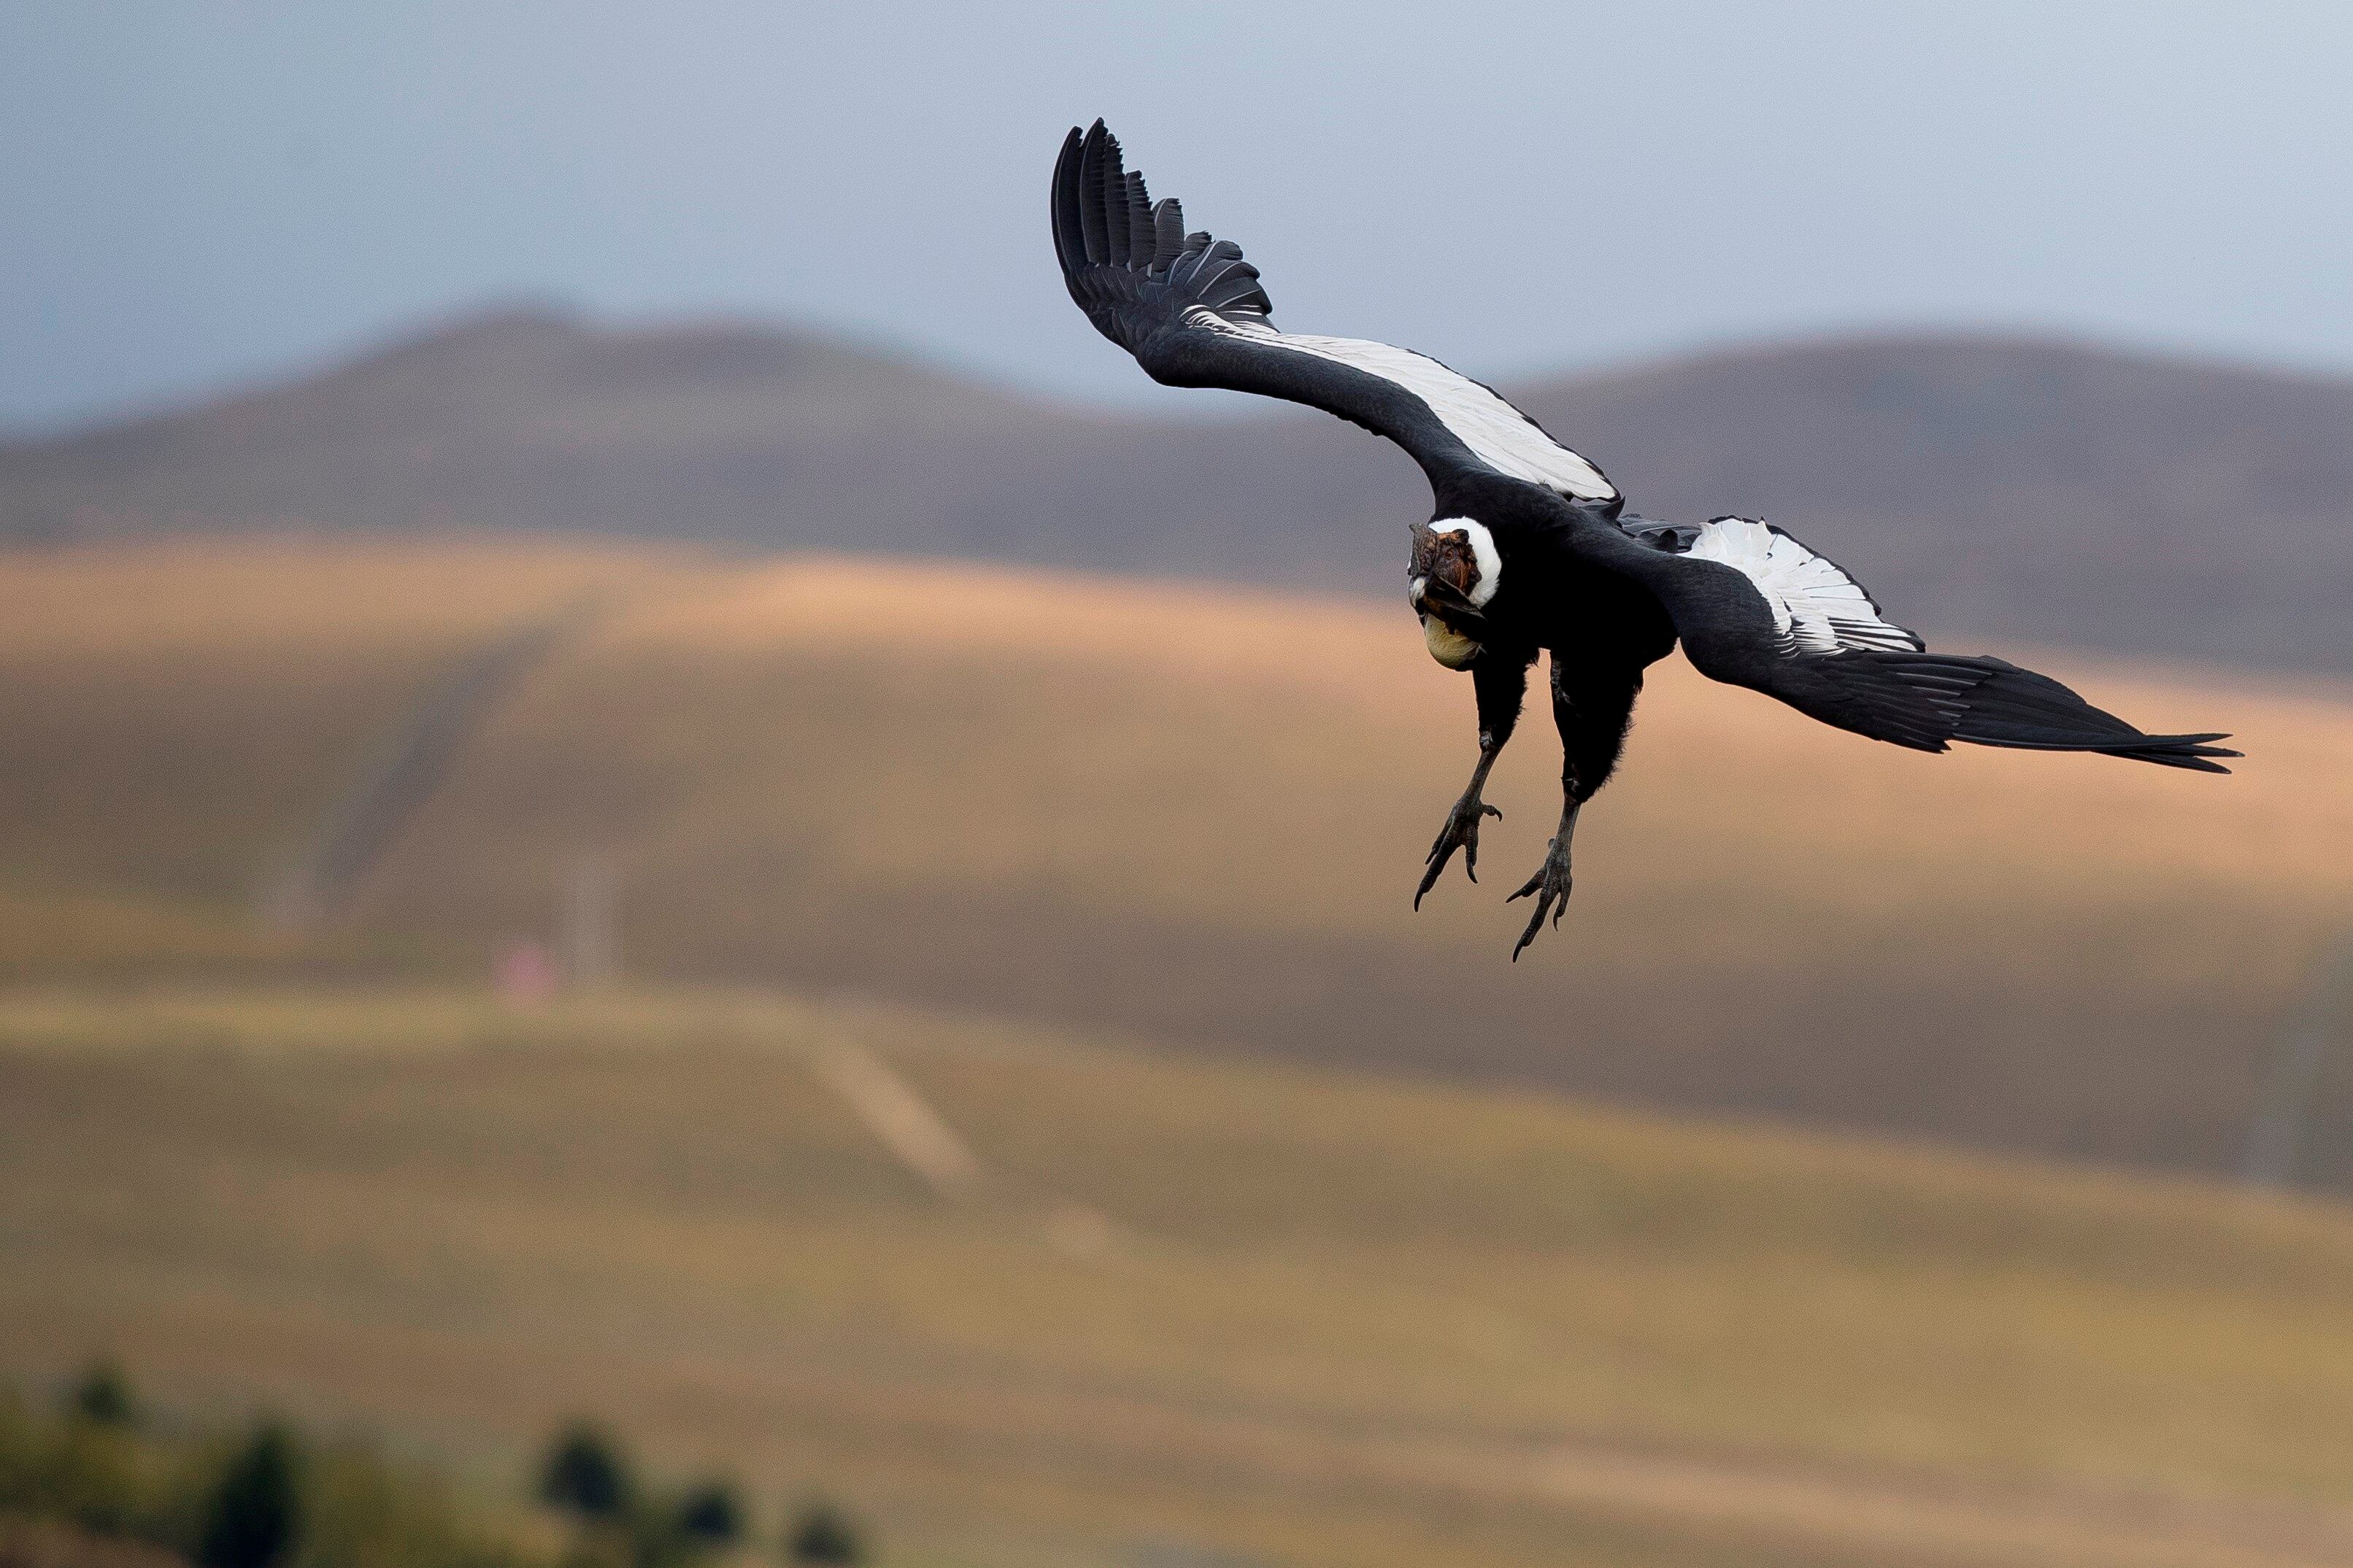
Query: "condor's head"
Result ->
[[1408, 517, 1501, 671]]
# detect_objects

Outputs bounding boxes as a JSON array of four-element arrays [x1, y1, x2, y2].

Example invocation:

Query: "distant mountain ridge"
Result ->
[[3, 306, 2348, 671]]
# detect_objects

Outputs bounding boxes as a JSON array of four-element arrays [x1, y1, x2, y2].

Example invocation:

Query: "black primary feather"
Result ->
[[1152, 197, 1186, 270], [1786, 651, 2239, 771], [1124, 169, 1155, 266], [1073, 125, 1110, 264], [1052, 120, 1274, 349]]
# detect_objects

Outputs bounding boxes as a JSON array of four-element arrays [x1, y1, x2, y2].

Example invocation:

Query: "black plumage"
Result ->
[[1050, 120, 2238, 957]]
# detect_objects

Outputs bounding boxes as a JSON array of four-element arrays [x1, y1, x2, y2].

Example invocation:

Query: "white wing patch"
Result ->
[[1684, 517, 1922, 655], [1191, 312, 1617, 502]]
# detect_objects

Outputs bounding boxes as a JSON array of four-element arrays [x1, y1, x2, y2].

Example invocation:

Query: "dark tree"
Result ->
[[538, 1424, 633, 1520], [68, 1359, 138, 1427], [784, 1499, 862, 1566], [674, 1480, 744, 1547], [197, 1424, 304, 1568]]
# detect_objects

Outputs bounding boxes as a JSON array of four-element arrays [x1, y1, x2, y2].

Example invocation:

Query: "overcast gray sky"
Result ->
[[4, 1, 2350, 433]]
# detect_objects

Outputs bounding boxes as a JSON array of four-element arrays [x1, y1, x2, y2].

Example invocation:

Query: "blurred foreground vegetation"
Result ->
[[0, 1364, 863, 1568]]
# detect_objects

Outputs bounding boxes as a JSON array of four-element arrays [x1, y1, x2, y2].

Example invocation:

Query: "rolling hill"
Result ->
[[4, 539, 2351, 1186], [1, 308, 2349, 672]]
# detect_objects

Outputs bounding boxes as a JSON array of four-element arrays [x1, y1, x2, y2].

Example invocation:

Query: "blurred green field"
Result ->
[[8, 986, 2353, 1568]]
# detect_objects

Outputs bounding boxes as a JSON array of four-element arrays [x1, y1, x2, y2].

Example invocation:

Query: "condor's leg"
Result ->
[[1509, 657, 1642, 959], [1415, 654, 1529, 908]]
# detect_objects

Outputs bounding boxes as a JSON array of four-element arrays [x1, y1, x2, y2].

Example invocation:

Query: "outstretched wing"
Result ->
[[1052, 120, 1618, 506], [1608, 517, 2238, 771]]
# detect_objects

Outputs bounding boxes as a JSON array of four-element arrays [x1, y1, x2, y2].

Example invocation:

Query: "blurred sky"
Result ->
[[4, 0, 2351, 432]]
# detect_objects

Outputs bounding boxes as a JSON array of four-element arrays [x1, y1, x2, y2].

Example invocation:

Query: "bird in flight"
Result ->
[[1050, 120, 2236, 959]]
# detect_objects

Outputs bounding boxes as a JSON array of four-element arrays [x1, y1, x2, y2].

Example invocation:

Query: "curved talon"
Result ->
[[1506, 839, 1574, 961], [1414, 800, 1501, 909]]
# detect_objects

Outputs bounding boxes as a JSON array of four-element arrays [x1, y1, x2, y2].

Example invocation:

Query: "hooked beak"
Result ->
[[1410, 574, 1485, 628]]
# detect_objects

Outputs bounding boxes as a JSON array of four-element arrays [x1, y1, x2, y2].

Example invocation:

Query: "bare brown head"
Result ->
[[1409, 522, 1482, 609]]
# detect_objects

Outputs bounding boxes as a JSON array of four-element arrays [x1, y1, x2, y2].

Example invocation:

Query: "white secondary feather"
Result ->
[[1684, 517, 1922, 656], [1191, 312, 1617, 501]]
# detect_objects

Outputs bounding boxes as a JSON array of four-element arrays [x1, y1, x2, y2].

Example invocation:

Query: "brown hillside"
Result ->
[[4, 540, 2349, 1181], [1, 311, 2347, 671]]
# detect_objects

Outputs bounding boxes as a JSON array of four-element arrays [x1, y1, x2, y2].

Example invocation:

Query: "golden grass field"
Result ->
[[10, 986, 2353, 1568], [4, 538, 2351, 1173], [7, 539, 2353, 1564]]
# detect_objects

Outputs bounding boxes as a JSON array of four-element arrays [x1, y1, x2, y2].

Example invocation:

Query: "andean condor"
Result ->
[[1050, 120, 2236, 959]]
